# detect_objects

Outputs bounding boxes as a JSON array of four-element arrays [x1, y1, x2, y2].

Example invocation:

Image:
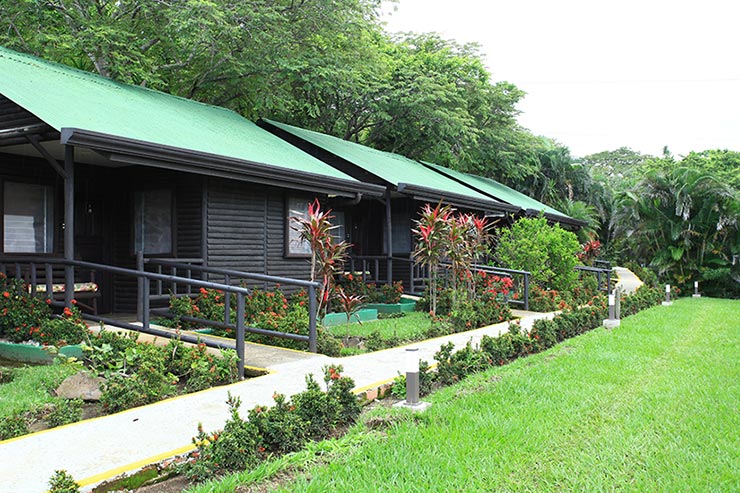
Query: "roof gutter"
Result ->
[[60, 128, 385, 198], [397, 183, 520, 214]]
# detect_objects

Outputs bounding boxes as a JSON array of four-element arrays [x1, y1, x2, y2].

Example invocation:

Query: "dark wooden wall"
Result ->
[[205, 178, 312, 291]]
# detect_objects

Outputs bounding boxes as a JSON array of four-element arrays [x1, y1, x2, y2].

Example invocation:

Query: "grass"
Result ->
[[229, 297, 740, 492], [0, 363, 78, 420], [326, 311, 432, 339]]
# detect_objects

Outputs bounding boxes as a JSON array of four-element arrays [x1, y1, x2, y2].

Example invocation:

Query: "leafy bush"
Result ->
[[333, 274, 404, 307], [47, 398, 83, 427], [48, 470, 80, 493], [186, 394, 260, 482], [623, 261, 659, 288], [187, 365, 360, 481], [435, 341, 492, 385], [391, 360, 434, 398], [0, 276, 52, 342], [36, 305, 89, 347], [496, 216, 581, 292], [83, 329, 238, 412], [0, 410, 28, 440]]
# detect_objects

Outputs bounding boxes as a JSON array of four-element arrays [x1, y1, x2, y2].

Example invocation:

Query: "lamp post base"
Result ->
[[603, 319, 621, 329], [393, 400, 432, 412]]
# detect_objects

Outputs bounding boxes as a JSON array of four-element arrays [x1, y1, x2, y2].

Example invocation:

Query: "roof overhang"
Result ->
[[61, 128, 385, 198], [397, 183, 520, 214]]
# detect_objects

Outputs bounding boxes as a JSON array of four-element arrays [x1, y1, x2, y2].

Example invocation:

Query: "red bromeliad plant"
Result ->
[[335, 287, 365, 338], [577, 239, 602, 265], [412, 201, 453, 315], [291, 199, 350, 318]]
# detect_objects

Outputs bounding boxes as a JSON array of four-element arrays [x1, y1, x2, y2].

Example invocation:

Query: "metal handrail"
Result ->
[[575, 265, 612, 292], [1, 257, 320, 377], [142, 256, 319, 353], [439, 261, 531, 311]]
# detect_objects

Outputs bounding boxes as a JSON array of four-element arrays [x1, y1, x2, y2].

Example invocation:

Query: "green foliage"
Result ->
[[391, 360, 434, 398], [185, 394, 260, 483], [48, 470, 80, 493], [83, 329, 238, 412], [333, 275, 404, 306], [495, 216, 581, 292], [0, 275, 52, 342], [0, 411, 29, 440], [47, 398, 83, 428], [611, 165, 740, 294], [434, 341, 491, 386], [187, 366, 360, 481]]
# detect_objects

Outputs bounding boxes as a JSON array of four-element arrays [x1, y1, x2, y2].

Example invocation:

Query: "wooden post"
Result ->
[[64, 145, 74, 307], [385, 188, 393, 285]]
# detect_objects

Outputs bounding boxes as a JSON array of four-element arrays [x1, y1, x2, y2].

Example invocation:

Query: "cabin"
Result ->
[[0, 45, 580, 326], [0, 46, 384, 319], [258, 119, 581, 290]]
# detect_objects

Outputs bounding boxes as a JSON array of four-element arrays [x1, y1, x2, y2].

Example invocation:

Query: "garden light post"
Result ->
[[603, 291, 620, 329], [693, 281, 701, 298], [662, 284, 672, 306], [394, 348, 431, 411]]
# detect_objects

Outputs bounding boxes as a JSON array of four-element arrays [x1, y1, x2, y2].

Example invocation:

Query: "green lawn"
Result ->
[[0, 363, 77, 420], [326, 311, 432, 339], [251, 297, 740, 492]]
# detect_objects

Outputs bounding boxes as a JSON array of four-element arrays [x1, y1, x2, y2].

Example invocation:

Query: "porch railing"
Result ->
[[347, 255, 428, 295], [140, 256, 319, 352], [0, 257, 320, 378], [440, 261, 531, 311], [575, 264, 612, 293]]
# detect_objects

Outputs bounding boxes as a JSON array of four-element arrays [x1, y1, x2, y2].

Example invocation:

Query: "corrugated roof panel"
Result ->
[[263, 119, 500, 204], [422, 161, 570, 218], [0, 46, 355, 181]]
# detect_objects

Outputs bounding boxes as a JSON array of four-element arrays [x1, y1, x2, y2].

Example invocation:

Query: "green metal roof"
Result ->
[[0, 46, 356, 182], [262, 119, 504, 206], [421, 161, 572, 219]]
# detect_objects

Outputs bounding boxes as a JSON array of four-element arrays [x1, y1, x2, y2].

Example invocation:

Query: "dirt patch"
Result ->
[[132, 474, 191, 493]]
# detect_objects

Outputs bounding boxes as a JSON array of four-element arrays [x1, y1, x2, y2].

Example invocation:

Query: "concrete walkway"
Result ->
[[613, 266, 643, 294], [0, 310, 554, 493]]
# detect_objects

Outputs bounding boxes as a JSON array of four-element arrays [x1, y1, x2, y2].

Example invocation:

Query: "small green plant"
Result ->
[[335, 287, 365, 327], [48, 470, 80, 493], [185, 393, 260, 482], [0, 410, 28, 440], [391, 360, 434, 398], [46, 398, 84, 428]]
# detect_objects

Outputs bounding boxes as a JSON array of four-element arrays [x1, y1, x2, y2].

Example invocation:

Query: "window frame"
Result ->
[[284, 196, 313, 258], [132, 188, 176, 257], [1, 178, 56, 255]]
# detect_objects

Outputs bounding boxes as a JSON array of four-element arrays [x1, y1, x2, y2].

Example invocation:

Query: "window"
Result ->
[[383, 211, 412, 254], [134, 189, 173, 255], [3, 182, 54, 253], [285, 197, 312, 257], [331, 211, 346, 244]]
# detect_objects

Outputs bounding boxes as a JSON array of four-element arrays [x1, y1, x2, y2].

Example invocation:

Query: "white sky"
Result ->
[[381, 0, 740, 158]]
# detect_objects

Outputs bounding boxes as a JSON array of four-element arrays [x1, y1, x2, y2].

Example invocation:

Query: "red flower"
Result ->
[[2, 291, 9, 298]]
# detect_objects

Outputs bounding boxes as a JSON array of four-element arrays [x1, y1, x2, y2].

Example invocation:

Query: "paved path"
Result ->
[[0, 310, 554, 493], [613, 266, 643, 294]]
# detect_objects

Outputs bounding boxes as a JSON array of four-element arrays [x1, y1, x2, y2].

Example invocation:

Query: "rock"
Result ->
[[55, 372, 104, 401]]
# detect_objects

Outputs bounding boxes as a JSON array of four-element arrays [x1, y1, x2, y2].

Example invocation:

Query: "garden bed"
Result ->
[[0, 340, 83, 364]]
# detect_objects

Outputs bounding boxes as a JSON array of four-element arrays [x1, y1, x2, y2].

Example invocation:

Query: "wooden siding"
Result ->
[[206, 179, 312, 292]]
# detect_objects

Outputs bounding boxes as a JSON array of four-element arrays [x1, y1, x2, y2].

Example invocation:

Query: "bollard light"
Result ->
[[405, 348, 420, 406], [662, 284, 672, 306], [693, 281, 701, 298], [393, 347, 431, 411], [608, 294, 615, 320], [603, 291, 621, 328]]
